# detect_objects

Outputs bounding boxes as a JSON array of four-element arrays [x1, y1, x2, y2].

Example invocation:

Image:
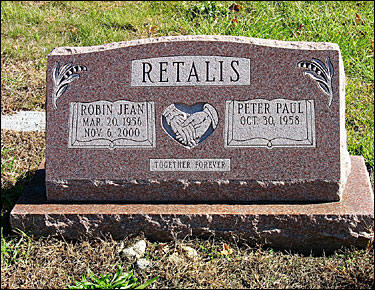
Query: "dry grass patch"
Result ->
[[1, 58, 45, 114], [1, 130, 45, 189], [1, 235, 374, 289]]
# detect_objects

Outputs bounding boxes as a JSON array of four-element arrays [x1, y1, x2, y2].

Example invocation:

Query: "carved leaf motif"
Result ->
[[59, 63, 73, 80], [55, 84, 68, 105], [59, 74, 80, 87], [318, 82, 330, 96], [327, 58, 334, 77], [52, 62, 87, 109], [53, 62, 60, 85], [298, 58, 334, 107], [304, 71, 326, 83], [311, 58, 328, 74]]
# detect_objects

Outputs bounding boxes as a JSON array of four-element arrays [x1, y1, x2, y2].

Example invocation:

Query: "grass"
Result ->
[[346, 79, 374, 184], [68, 266, 158, 289], [1, 131, 45, 190], [1, 233, 373, 289], [1, 130, 45, 226], [1, 1, 374, 289], [1, 228, 33, 269]]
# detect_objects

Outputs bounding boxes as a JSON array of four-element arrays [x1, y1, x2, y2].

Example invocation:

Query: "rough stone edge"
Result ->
[[49, 35, 340, 56], [10, 156, 374, 252], [9, 212, 374, 253]]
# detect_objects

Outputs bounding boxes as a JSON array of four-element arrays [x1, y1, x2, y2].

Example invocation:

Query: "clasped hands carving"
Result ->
[[163, 104, 218, 148]]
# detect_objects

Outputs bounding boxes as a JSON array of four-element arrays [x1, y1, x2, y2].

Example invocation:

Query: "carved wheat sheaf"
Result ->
[[52, 62, 87, 109], [297, 58, 334, 107]]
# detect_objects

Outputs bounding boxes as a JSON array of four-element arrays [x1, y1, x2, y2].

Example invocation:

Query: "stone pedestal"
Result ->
[[10, 156, 374, 253]]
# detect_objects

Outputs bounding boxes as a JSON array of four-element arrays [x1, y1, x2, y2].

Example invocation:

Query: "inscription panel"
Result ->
[[68, 100, 155, 149], [225, 99, 316, 148], [150, 159, 230, 171], [131, 56, 250, 86]]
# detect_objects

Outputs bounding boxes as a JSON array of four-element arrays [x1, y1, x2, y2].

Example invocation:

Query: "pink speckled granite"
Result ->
[[46, 35, 350, 202], [10, 156, 374, 252]]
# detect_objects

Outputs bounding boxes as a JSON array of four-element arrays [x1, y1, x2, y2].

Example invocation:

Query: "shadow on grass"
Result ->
[[1, 169, 40, 235]]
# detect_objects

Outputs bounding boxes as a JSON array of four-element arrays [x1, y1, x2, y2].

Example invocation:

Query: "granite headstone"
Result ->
[[10, 36, 374, 252], [45, 35, 351, 202]]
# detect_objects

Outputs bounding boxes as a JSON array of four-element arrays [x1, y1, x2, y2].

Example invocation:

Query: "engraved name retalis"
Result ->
[[68, 100, 155, 149], [131, 56, 251, 86], [225, 99, 316, 148]]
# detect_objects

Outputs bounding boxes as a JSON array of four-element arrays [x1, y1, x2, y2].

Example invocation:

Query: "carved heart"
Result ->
[[161, 103, 219, 149]]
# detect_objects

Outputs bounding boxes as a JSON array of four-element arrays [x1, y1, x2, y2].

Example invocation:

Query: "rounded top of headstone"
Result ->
[[49, 35, 340, 56]]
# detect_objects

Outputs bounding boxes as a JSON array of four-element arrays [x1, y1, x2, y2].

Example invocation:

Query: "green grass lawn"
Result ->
[[1, 1, 374, 289]]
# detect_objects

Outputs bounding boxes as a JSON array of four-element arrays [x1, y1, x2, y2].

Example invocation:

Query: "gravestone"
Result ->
[[45, 35, 350, 202], [11, 36, 373, 252]]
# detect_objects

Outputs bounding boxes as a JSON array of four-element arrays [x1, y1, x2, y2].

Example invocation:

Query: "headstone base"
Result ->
[[10, 156, 374, 253]]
